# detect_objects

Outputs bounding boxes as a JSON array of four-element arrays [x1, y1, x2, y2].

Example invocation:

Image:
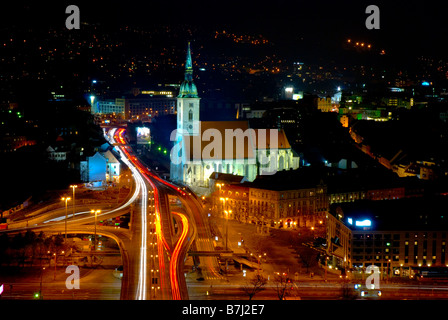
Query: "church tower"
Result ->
[[177, 42, 200, 136], [171, 42, 201, 184]]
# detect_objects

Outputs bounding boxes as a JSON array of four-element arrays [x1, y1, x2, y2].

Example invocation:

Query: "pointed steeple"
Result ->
[[184, 42, 193, 82], [178, 42, 199, 98]]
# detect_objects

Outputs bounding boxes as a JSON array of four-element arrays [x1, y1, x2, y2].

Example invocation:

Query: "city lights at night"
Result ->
[[1, 0, 448, 317]]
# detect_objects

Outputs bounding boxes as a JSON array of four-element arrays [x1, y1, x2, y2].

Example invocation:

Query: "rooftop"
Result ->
[[183, 122, 292, 160], [209, 172, 247, 184], [330, 197, 448, 231], [241, 167, 325, 191]]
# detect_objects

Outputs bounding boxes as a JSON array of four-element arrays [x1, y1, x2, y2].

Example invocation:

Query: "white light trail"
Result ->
[[109, 128, 148, 300], [44, 128, 149, 299]]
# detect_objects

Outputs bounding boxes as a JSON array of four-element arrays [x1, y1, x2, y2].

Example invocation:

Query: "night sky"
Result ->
[[1, 1, 448, 58]]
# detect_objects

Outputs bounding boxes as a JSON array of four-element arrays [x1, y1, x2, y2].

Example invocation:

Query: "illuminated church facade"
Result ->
[[170, 43, 300, 188]]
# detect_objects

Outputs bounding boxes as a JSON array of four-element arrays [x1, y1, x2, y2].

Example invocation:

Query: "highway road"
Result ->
[[113, 127, 191, 299], [0, 124, 232, 300], [1, 127, 167, 300], [108, 127, 162, 300], [113, 127, 223, 299]]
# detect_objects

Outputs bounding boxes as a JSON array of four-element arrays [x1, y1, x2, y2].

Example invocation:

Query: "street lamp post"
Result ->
[[216, 184, 224, 211], [387, 259, 391, 282], [91, 209, 101, 251], [224, 210, 229, 251], [61, 197, 71, 244], [69, 185, 77, 219], [39, 267, 45, 300], [220, 197, 229, 251]]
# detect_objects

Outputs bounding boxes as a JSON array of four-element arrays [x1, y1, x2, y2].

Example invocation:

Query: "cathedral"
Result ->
[[170, 43, 300, 188]]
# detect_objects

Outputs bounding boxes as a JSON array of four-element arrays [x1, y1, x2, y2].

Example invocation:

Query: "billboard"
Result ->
[[137, 127, 151, 145]]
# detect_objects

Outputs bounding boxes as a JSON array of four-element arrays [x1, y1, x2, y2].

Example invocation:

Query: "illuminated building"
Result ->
[[80, 149, 121, 184], [1, 135, 36, 153], [211, 181, 249, 221], [92, 98, 126, 118], [102, 150, 121, 182], [326, 170, 406, 205], [340, 115, 350, 128], [247, 182, 327, 229], [46, 145, 68, 161], [176, 42, 201, 136], [328, 186, 406, 205], [316, 96, 334, 113], [92, 95, 176, 122], [170, 43, 300, 189], [326, 198, 448, 277], [125, 96, 176, 120], [140, 90, 174, 97], [210, 170, 328, 228], [80, 152, 107, 184]]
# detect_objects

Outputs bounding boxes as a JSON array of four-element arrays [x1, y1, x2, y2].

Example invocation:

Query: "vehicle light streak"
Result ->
[[135, 168, 148, 300], [119, 149, 147, 300], [113, 127, 217, 299], [110, 127, 149, 300], [171, 212, 189, 300], [115, 127, 172, 300]]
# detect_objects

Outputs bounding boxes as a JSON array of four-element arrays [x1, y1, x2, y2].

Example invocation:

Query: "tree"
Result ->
[[53, 234, 64, 250], [35, 231, 46, 266], [12, 233, 26, 268], [299, 246, 319, 274], [240, 274, 267, 300], [273, 273, 291, 300]]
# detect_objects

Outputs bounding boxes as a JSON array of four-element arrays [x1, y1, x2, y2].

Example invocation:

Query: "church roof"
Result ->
[[183, 121, 254, 161], [181, 121, 293, 161], [255, 128, 291, 149]]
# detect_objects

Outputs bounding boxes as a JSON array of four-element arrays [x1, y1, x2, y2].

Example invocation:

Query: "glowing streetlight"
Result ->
[[90, 209, 101, 251], [224, 210, 229, 251], [61, 197, 71, 243], [69, 185, 77, 219]]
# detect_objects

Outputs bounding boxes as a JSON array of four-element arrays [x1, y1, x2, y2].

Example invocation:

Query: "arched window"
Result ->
[[188, 109, 193, 121]]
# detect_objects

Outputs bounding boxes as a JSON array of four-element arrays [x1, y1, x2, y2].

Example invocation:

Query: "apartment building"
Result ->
[[326, 197, 448, 277]]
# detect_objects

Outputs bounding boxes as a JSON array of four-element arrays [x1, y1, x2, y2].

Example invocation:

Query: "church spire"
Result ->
[[178, 42, 199, 98], [184, 42, 193, 82]]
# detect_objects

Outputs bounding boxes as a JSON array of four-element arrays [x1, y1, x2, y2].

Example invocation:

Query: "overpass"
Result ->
[[1, 126, 220, 300]]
